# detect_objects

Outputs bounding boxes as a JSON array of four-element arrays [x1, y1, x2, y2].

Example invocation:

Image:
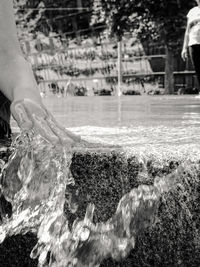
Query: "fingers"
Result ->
[[181, 50, 188, 61], [23, 99, 81, 146], [181, 54, 185, 61], [181, 53, 185, 61], [47, 112, 81, 145], [11, 98, 81, 147], [46, 115, 80, 146], [21, 99, 61, 145], [11, 99, 58, 145], [32, 114, 60, 145]]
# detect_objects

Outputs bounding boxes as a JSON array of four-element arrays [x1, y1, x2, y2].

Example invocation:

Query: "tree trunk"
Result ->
[[164, 45, 174, 94]]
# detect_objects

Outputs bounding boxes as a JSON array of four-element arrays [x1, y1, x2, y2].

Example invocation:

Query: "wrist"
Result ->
[[13, 86, 42, 105], [0, 54, 42, 104]]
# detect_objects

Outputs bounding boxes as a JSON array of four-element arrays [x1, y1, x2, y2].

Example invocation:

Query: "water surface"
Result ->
[[43, 95, 200, 127], [11, 95, 200, 149]]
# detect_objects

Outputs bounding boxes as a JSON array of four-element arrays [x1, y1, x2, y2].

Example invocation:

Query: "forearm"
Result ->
[[0, 54, 42, 104], [182, 24, 189, 50], [182, 32, 189, 50], [0, 0, 42, 104]]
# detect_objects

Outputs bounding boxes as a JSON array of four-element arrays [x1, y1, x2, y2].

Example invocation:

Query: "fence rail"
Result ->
[[23, 36, 197, 95]]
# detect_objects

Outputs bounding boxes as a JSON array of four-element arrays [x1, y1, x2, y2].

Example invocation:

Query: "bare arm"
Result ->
[[0, 0, 42, 104], [181, 19, 190, 61], [0, 0, 80, 145]]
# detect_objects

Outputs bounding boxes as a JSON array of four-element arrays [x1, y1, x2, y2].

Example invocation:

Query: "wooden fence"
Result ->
[[22, 36, 197, 95]]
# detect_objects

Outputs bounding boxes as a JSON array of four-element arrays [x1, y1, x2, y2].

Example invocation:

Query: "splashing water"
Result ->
[[0, 127, 181, 266]]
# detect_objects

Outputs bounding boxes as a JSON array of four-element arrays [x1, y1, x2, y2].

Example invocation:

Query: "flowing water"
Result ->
[[0, 96, 186, 266], [1, 95, 199, 266]]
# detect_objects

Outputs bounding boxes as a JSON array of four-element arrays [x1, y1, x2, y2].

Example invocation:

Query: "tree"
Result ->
[[14, 0, 95, 55], [14, 0, 92, 41], [14, 0, 45, 41], [91, 0, 139, 41], [91, 0, 194, 94]]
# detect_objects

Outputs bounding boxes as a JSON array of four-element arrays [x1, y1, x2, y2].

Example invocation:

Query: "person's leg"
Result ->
[[189, 44, 200, 90]]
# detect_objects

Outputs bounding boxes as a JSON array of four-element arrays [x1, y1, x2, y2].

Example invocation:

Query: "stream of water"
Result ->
[[0, 117, 183, 267]]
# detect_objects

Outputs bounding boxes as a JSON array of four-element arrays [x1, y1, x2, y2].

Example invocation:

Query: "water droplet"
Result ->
[[0, 228, 6, 243], [80, 227, 90, 241]]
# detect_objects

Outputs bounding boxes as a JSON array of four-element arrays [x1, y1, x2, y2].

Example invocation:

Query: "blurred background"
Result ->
[[13, 0, 198, 97]]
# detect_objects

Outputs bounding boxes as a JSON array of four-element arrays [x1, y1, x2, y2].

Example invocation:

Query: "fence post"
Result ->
[[49, 37, 54, 54], [117, 40, 122, 96]]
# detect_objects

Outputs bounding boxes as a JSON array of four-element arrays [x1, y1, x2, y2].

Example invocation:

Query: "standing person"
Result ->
[[0, 0, 80, 145], [181, 0, 200, 93]]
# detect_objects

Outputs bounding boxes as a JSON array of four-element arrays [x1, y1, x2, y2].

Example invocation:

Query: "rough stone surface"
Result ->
[[0, 144, 200, 266]]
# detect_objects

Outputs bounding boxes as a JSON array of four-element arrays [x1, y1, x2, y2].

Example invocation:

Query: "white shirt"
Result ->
[[187, 6, 200, 46]]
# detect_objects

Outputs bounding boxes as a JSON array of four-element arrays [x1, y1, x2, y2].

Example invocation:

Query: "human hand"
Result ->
[[10, 98, 81, 146], [181, 48, 188, 61]]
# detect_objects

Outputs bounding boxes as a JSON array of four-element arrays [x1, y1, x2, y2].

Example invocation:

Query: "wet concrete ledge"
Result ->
[[1, 143, 200, 266]]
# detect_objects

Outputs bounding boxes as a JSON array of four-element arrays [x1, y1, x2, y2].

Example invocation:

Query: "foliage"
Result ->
[[91, 0, 194, 46], [14, 0, 45, 41], [91, 0, 196, 94], [138, 0, 194, 49], [14, 0, 92, 42], [91, 0, 140, 40]]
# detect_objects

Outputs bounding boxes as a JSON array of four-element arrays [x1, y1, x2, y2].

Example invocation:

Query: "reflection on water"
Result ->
[[42, 95, 200, 128]]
